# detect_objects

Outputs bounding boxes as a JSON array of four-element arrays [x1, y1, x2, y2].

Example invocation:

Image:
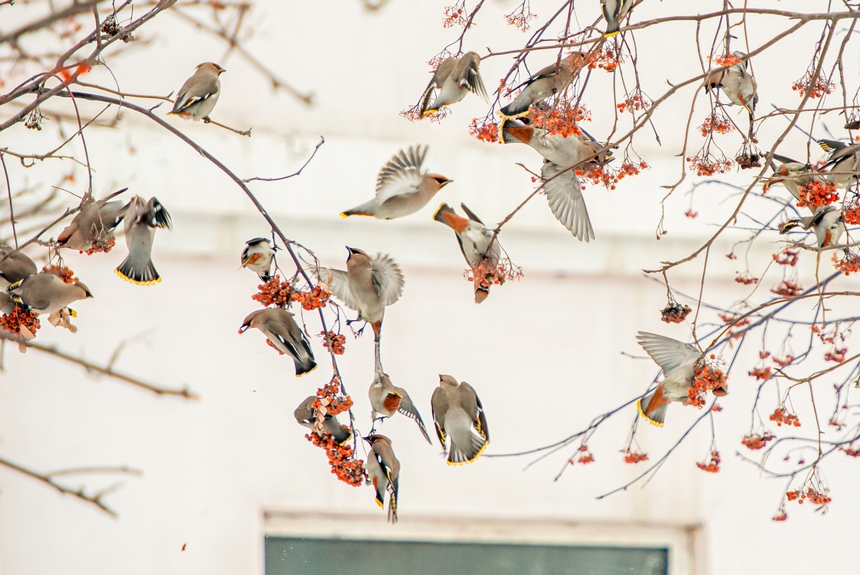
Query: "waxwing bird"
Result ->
[[501, 119, 611, 168], [499, 53, 585, 119], [294, 395, 351, 444], [705, 52, 758, 117], [601, 0, 634, 36], [115, 196, 172, 286], [312, 247, 404, 342], [541, 160, 595, 241], [433, 202, 502, 303], [419, 51, 488, 116], [819, 139, 860, 189], [241, 238, 276, 281], [8, 272, 92, 315], [0, 244, 36, 288], [239, 308, 317, 376], [763, 153, 823, 202], [340, 146, 452, 220], [780, 205, 845, 248], [369, 372, 432, 444], [169, 62, 225, 121], [431, 375, 489, 465], [363, 434, 400, 523], [636, 332, 727, 427], [56, 188, 130, 252]]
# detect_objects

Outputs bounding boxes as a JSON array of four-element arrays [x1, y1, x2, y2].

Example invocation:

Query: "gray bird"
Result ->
[[241, 238, 276, 281], [499, 53, 584, 118], [501, 120, 611, 168], [8, 272, 92, 315], [363, 434, 400, 523], [294, 395, 351, 444], [601, 0, 634, 36], [763, 153, 823, 201], [819, 139, 860, 189], [705, 52, 758, 117], [369, 372, 432, 444], [780, 205, 845, 248], [433, 203, 502, 303], [239, 308, 317, 377], [419, 51, 487, 116], [431, 374, 489, 465], [115, 196, 172, 286], [0, 244, 36, 288], [340, 146, 452, 220], [169, 62, 226, 121], [56, 188, 129, 252], [313, 247, 404, 342]]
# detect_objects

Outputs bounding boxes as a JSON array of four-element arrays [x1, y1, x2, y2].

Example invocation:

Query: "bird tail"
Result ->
[[294, 358, 318, 378], [473, 282, 491, 304], [500, 122, 532, 146], [115, 258, 161, 286], [637, 390, 668, 428], [433, 202, 455, 226], [446, 433, 489, 466], [339, 201, 376, 218]]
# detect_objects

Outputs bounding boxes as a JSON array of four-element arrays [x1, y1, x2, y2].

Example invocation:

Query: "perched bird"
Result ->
[[369, 372, 432, 444], [431, 374, 489, 465], [419, 51, 487, 116], [819, 139, 860, 189], [0, 244, 36, 288], [168, 62, 226, 121], [241, 238, 276, 281], [313, 247, 404, 342], [501, 120, 610, 168], [636, 332, 727, 427], [340, 146, 452, 220], [540, 160, 595, 242], [239, 308, 317, 377], [499, 53, 585, 118], [363, 434, 400, 523], [115, 196, 172, 286], [56, 188, 129, 252], [705, 52, 758, 117], [294, 395, 351, 445], [8, 272, 92, 315], [601, 0, 634, 36], [780, 205, 845, 248], [433, 203, 502, 303], [763, 153, 822, 200]]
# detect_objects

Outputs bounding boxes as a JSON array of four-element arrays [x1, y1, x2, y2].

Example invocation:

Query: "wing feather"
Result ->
[[541, 161, 594, 241]]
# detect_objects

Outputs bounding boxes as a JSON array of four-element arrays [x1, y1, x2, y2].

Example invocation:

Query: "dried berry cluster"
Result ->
[[252, 277, 292, 307], [623, 450, 648, 464], [741, 433, 775, 450], [43, 264, 77, 284], [320, 331, 346, 355], [696, 450, 721, 473], [770, 407, 801, 427], [786, 487, 831, 507], [469, 118, 499, 143], [687, 360, 728, 408], [442, 4, 467, 28], [83, 236, 115, 255], [504, 5, 536, 31], [0, 305, 41, 338], [748, 366, 772, 380], [791, 71, 835, 99], [735, 273, 758, 285], [699, 113, 734, 136], [306, 431, 366, 487], [292, 285, 331, 311], [687, 154, 732, 177], [796, 180, 838, 208], [824, 347, 847, 363], [773, 249, 799, 267], [660, 303, 691, 324], [771, 281, 802, 298]]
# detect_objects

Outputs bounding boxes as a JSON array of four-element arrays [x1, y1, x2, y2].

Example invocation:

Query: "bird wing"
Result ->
[[541, 161, 595, 241], [419, 59, 454, 115], [460, 382, 489, 441], [459, 202, 486, 225], [636, 331, 701, 375], [370, 253, 405, 306], [430, 387, 449, 446], [396, 389, 432, 444], [375, 146, 428, 205], [453, 52, 487, 100], [312, 267, 359, 311], [174, 74, 219, 113]]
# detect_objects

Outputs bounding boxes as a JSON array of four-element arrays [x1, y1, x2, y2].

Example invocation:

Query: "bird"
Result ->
[[8, 272, 92, 315], [763, 153, 823, 200], [540, 160, 595, 242], [780, 205, 845, 249], [312, 247, 404, 342], [168, 62, 226, 121], [433, 202, 502, 303], [239, 308, 317, 377], [705, 52, 758, 117], [362, 434, 400, 523], [818, 139, 860, 189], [601, 0, 634, 36], [294, 395, 351, 445], [241, 238, 276, 281], [0, 244, 36, 288], [501, 120, 611, 169], [115, 196, 172, 286], [419, 51, 487, 116], [499, 53, 585, 119], [636, 332, 727, 427], [339, 146, 452, 220], [369, 371, 432, 444], [56, 188, 130, 252], [431, 374, 489, 465]]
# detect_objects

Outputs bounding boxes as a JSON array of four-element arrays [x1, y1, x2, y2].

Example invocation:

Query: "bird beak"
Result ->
[[238, 323, 250, 333], [441, 180, 453, 188]]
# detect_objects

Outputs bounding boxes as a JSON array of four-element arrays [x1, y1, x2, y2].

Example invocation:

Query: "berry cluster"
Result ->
[[786, 488, 831, 507], [699, 113, 734, 136], [824, 347, 847, 363], [623, 450, 648, 464], [575, 445, 594, 465], [687, 360, 728, 408], [791, 71, 835, 99], [696, 450, 721, 473], [770, 407, 801, 427], [292, 285, 331, 311], [773, 249, 799, 267], [320, 331, 346, 355], [687, 154, 732, 177], [741, 433, 775, 451], [306, 431, 366, 487], [43, 264, 77, 284], [442, 5, 467, 28], [83, 236, 116, 255], [796, 180, 838, 208], [833, 251, 860, 275], [0, 305, 41, 338], [577, 162, 645, 190], [252, 277, 292, 308], [771, 281, 803, 298], [711, 53, 743, 67], [748, 366, 772, 380], [616, 92, 649, 114], [530, 103, 589, 137], [587, 47, 623, 72], [314, 378, 353, 416], [504, 5, 536, 31], [660, 303, 691, 324], [468, 118, 499, 143], [735, 273, 758, 285]]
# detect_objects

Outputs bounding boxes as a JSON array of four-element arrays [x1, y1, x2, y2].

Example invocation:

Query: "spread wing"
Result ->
[[636, 331, 701, 375], [453, 52, 487, 100], [461, 382, 489, 441], [430, 387, 449, 447], [370, 253, 405, 306], [396, 389, 432, 444], [311, 266, 358, 311], [541, 161, 595, 242], [375, 146, 428, 205]]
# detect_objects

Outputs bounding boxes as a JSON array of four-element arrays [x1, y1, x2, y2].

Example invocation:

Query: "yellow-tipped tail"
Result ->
[[637, 398, 664, 428]]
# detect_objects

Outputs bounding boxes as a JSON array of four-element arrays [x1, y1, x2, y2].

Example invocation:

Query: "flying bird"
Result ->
[[363, 434, 400, 523], [239, 308, 317, 377], [169, 62, 226, 121], [431, 374, 489, 465], [705, 52, 758, 117], [369, 372, 432, 444], [56, 188, 129, 252], [419, 51, 487, 116], [340, 146, 452, 220], [115, 196, 172, 286]]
